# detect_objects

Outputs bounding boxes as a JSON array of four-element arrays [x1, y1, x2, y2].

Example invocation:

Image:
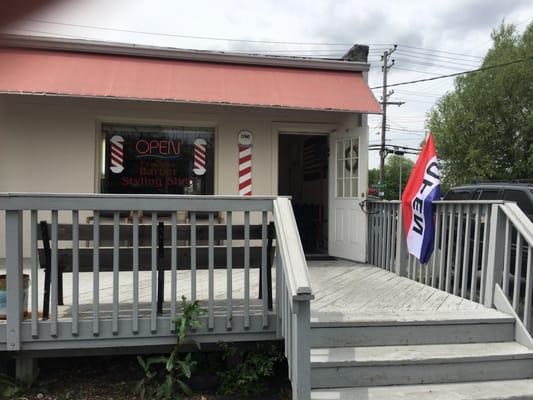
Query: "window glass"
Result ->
[[445, 190, 473, 200], [503, 190, 533, 215], [101, 124, 215, 195], [336, 138, 359, 198], [477, 190, 500, 200]]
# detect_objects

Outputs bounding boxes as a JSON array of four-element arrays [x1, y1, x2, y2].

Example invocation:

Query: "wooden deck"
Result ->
[[307, 260, 504, 324], [13, 258, 503, 322]]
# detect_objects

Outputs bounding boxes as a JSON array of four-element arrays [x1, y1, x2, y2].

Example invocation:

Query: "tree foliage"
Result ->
[[369, 155, 414, 200], [427, 22, 533, 187]]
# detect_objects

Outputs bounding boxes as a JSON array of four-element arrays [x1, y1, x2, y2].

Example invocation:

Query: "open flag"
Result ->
[[401, 133, 440, 264]]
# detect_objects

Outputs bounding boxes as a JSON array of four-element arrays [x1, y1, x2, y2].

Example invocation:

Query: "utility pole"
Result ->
[[379, 45, 404, 197]]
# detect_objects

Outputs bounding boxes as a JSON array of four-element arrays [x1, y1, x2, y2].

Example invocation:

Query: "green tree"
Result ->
[[369, 155, 414, 200], [427, 22, 533, 187]]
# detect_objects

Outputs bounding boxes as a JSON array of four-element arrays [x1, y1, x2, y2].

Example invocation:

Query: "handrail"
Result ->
[[0, 193, 275, 211], [500, 202, 533, 247], [273, 197, 313, 299]]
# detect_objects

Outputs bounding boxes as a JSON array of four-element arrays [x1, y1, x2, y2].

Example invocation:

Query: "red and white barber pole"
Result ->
[[110, 135, 124, 174], [238, 130, 253, 196], [193, 138, 207, 176]]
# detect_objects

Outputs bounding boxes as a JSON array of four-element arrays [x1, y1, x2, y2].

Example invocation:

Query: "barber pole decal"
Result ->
[[193, 138, 207, 176], [110, 135, 124, 174], [401, 133, 441, 264], [238, 130, 253, 196]]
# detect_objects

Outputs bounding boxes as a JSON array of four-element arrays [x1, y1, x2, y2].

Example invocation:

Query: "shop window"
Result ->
[[336, 138, 359, 198], [100, 124, 214, 195]]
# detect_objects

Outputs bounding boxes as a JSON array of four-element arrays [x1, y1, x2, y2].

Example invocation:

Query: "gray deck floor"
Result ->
[[8, 259, 504, 321]]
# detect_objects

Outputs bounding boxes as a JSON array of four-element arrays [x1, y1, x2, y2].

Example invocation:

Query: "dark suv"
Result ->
[[444, 182, 533, 221]]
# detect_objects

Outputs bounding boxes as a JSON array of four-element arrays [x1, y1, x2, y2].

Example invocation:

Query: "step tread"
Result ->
[[311, 342, 533, 366], [311, 379, 533, 400], [311, 309, 514, 327]]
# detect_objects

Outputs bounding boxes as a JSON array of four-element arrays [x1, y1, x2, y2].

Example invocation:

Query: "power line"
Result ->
[[371, 56, 533, 89], [395, 44, 485, 59], [27, 18, 366, 46], [396, 48, 483, 62]]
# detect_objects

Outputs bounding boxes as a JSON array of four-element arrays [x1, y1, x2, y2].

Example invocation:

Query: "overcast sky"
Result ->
[[5, 0, 532, 168]]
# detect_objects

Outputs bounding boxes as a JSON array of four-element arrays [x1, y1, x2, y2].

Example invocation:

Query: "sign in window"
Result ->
[[101, 124, 214, 195]]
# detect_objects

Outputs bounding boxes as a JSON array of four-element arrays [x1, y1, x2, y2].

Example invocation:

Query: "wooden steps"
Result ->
[[311, 379, 533, 400], [311, 312, 515, 347], [311, 342, 533, 388], [306, 261, 533, 397]]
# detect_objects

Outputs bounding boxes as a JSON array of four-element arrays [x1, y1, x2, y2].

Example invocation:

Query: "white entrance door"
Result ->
[[328, 130, 366, 261]]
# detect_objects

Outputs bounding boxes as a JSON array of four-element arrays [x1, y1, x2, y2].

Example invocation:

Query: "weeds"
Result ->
[[134, 296, 206, 400], [217, 342, 285, 396]]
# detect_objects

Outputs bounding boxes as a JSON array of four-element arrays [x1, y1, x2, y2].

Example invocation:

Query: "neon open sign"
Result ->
[[135, 139, 182, 159]]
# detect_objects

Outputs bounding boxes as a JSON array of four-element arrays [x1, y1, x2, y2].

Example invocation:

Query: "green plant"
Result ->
[[216, 342, 285, 396], [0, 372, 26, 397], [135, 296, 205, 400]]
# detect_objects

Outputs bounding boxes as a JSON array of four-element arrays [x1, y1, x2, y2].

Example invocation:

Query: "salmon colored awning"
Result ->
[[0, 47, 381, 113]]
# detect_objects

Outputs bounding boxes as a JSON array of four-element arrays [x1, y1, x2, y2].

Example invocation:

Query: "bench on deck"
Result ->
[[37, 218, 275, 320]]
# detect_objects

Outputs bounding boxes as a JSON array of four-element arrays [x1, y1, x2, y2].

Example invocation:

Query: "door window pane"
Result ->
[[336, 138, 359, 198]]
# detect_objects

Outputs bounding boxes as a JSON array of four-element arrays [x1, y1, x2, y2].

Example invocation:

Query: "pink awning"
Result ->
[[0, 47, 381, 113]]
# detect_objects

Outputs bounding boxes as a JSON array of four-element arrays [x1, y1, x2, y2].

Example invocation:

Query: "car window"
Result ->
[[445, 190, 473, 200], [476, 189, 501, 200], [503, 189, 533, 215]]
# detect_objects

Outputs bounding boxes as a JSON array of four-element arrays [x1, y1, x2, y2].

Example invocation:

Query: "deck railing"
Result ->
[[0, 193, 313, 398], [368, 200, 533, 331]]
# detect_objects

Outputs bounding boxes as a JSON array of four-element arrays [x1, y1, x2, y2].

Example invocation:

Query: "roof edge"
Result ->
[[0, 34, 370, 72]]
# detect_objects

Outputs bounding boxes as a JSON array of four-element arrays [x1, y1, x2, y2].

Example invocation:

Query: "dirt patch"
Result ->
[[3, 354, 291, 400]]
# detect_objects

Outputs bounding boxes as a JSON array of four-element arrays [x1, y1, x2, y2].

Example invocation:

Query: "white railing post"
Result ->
[[6, 210, 23, 351], [395, 205, 407, 276], [293, 299, 311, 400], [484, 204, 506, 307]]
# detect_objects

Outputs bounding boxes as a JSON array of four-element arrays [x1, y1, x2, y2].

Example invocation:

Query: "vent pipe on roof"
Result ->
[[342, 45, 369, 62]]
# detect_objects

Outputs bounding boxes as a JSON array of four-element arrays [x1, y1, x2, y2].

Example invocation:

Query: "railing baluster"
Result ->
[[384, 204, 391, 270], [30, 210, 38, 338], [524, 246, 532, 330], [190, 212, 197, 301], [112, 212, 120, 335], [380, 207, 386, 268], [431, 206, 441, 287], [5, 210, 23, 351], [453, 205, 463, 295], [72, 210, 79, 336], [512, 233, 523, 312], [372, 207, 381, 267], [390, 205, 398, 270], [50, 210, 58, 337], [502, 219, 511, 295], [445, 204, 455, 293], [479, 206, 491, 301], [171, 212, 177, 332], [132, 212, 139, 334], [208, 212, 215, 330], [461, 204, 472, 298], [244, 210, 250, 329], [438, 205, 447, 290], [368, 207, 374, 264], [226, 211, 233, 330], [261, 211, 268, 327], [92, 211, 100, 336], [150, 212, 157, 333], [275, 249, 282, 338], [470, 205, 481, 301]]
